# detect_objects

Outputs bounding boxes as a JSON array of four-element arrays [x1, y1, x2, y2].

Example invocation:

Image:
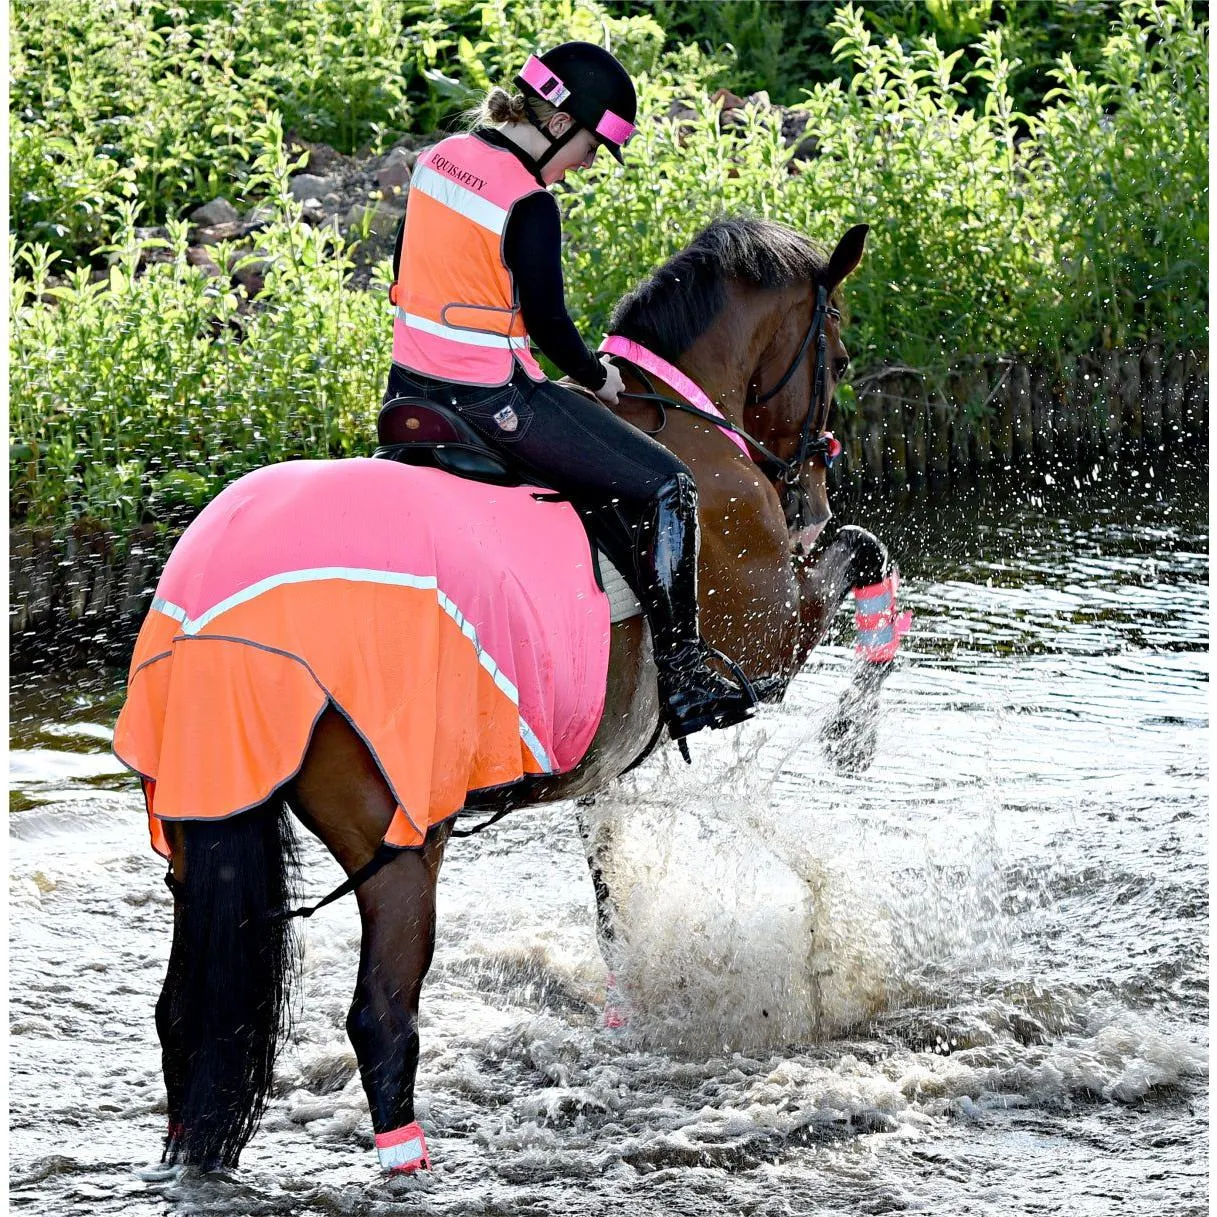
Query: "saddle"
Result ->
[[375, 396, 545, 488], [373, 396, 640, 621]]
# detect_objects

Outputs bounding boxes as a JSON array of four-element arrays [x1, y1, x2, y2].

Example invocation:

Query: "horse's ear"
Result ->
[[823, 224, 869, 293]]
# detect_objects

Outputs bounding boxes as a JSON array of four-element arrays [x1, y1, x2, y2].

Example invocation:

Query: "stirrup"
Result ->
[[661, 643, 758, 744]]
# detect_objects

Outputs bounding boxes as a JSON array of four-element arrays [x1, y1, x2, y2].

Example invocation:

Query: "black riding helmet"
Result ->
[[514, 42, 637, 167]]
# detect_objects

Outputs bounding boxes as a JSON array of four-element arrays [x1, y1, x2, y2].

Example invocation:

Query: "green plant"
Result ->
[[9, 0, 1208, 542], [10, 0, 415, 261], [1030, 0, 1207, 349], [10, 118, 389, 534]]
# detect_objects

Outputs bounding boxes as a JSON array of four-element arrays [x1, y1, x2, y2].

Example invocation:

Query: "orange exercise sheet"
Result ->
[[113, 458, 612, 854]]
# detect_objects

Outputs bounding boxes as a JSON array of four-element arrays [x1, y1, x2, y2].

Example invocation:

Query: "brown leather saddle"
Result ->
[[374, 396, 543, 488]]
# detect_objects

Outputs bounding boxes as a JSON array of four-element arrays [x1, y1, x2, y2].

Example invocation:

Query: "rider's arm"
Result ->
[[504, 192, 607, 392]]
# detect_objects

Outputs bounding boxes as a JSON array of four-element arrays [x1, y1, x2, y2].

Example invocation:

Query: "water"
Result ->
[[9, 458, 1207, 1215]]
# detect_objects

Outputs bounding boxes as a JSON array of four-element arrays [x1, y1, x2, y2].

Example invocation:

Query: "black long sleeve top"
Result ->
[[503, 190, 607, 390]]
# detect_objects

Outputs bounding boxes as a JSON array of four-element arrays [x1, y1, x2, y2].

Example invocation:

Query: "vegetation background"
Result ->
[[9, 0, 1208, 536]]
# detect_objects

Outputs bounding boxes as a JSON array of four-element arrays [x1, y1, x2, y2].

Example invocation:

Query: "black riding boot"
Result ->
[[637, 473, 758, 740]]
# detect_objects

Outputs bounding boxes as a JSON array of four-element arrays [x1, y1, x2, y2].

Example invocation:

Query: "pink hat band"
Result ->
[[595, 111, 635, 145], [519, 56, 571, 105]]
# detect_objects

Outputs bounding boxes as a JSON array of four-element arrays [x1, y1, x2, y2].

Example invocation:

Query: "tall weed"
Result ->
[[11, 0, 414, 259], [9, 0, 1208, 538], [11, 118, 387, 534]]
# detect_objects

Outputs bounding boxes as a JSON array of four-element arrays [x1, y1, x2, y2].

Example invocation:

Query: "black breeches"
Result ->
[[383, 364, 689, 510]]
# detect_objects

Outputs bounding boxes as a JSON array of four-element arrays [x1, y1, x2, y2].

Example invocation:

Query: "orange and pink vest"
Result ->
[[390, 134, 548, 387]]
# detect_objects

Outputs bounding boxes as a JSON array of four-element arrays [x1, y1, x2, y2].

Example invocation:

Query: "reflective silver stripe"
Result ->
[[397, 307, 530, 350], [436, 589, 552, 771], [151, 596, 189, 624], [377, 1136, 425, 1170], [157, 569, 438, 637], [857, 623, 895, 647], [151, 568, 554, 772], [855, 589, 893, 615], [411, 163, 509, 234]]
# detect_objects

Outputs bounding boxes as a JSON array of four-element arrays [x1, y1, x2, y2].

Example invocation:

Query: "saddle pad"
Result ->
[[598, 551, 641, 624], [113, 458, 612, 854]]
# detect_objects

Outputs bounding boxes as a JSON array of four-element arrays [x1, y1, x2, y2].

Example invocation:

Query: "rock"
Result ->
[[781, 110, 810, 141], [289, 173, 342, 203], [376, 148, 415, 198], [300, 197, 327, 224], [711, 88, 746, 111], [343, 201, 400, 241], [191, 219, 248, 246], [189, 197, 241, 226], [186, 246, 222, 277], [245, 205, 276, 227], [291, 138, 351, 178], [746, 90, 772, 108], [790, 134, 819, 161], [233, 259, 268, 296]]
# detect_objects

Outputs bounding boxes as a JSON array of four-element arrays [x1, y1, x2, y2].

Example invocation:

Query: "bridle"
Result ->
[[749, 283, 840, 484], [609, 282, 841, 494]]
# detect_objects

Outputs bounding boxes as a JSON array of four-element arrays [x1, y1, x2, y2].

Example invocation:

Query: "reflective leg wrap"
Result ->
[[854, 572, 913, 663], [375, 1121, 431, 1173], [603, 972, 630, 1032]]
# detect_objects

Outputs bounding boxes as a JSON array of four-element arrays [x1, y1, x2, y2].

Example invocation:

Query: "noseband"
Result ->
[[604, 283, 842, 495]]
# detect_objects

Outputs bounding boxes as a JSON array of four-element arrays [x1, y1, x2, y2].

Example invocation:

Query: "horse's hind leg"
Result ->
[[156, 824, 188, 1147], [288, 707, 451, 1173], [346, 832, 447, 1170]]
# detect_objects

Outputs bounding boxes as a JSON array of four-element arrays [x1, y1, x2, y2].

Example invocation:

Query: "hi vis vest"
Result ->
[[390, 134, 547, 387]]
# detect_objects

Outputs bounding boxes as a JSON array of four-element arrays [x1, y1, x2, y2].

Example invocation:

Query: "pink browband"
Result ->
[[520, 56, 635, 145], [599, 335, 752, 459]]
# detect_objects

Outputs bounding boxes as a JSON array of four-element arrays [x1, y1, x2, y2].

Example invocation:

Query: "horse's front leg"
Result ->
[[796, 525, 909, 773], [575, 796, 632, 1031]]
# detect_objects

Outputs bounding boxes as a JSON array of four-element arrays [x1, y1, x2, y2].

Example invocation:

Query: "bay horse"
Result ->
[[119, 216, 905, 1174]]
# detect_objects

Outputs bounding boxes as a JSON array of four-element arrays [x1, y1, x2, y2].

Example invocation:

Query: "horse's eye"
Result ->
[[833, 355, 850, 379]]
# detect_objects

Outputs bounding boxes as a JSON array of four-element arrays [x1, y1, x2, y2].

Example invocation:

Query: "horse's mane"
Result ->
[[607, 215, 829, 363]]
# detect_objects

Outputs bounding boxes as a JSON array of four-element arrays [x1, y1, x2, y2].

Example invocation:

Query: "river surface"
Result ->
[[9, 456, 1208, 1215]]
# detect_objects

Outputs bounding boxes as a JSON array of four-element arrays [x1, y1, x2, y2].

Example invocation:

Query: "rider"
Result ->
[[384, 41, 756, 742]]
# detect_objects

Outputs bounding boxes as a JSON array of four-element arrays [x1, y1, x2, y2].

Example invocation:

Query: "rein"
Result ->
[[601, 283, 843, 486]]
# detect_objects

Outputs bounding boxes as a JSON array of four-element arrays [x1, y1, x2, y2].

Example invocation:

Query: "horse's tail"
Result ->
[[158, 795, 300, 1169]]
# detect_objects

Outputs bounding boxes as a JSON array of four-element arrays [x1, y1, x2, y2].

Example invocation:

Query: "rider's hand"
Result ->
[[594, 358, 624, 406]]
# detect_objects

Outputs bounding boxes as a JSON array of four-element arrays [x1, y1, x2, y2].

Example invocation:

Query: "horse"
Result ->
[[113, 215, 908, 1175]]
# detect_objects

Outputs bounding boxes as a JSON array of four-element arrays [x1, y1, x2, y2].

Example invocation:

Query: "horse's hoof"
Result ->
[[821, 709, 878, 774], [135, 1162, 186, 1183]]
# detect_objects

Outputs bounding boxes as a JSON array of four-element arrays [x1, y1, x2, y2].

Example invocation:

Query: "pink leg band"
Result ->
[[603, 971, 630, 1031], [375, 1121, 431, 1173], [853, 572, 912, 663]]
